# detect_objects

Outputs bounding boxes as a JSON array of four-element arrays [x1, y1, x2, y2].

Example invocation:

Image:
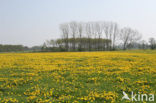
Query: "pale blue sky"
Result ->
[[0, 0, 156, 46]]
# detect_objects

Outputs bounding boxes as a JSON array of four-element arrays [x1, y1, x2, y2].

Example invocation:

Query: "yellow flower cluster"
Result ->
[[0, 97, 18, 103]]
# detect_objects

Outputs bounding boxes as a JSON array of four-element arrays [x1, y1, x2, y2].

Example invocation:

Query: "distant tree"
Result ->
[[111, 22, 119, 50], [49, 21, 145, 52], [140, 40, 147, 50], [102, 22, 119, 50], [149, 37, 156, 50], [77, 22, 83, 51], [86, 22, 92, 51], [41, 42, 48, 51], [103, 22, 110, 50], [60, 23, 70, 51], [69, 21, 78, 51], [120, 27, 142, 50], [0, 44, 29, 52], [94, 22, 102, 50]]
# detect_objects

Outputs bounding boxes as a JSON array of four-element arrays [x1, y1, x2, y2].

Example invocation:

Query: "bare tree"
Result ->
[[69, 21, 78, 51], [112, 22, 119, 50], [57, 21, 143, 51], [102, 22, 119, 50], [86, 22, 92, 51], [120, 27, 142, 50], [94, 22, 102, 50], [103, 22, 113, 50], [77, 22, 83, 51], [60, 23, 70, 51]]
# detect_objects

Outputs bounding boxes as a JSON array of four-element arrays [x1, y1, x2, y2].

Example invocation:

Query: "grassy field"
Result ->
[[0, 50, 155, 103]]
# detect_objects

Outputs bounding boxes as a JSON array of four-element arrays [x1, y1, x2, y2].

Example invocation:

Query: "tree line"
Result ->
[[43, 21, 156, 51], [42, 38, 111, 52], [0, 44, 28, 52], [0, 44, 42, 52], [1, 21, 156, 52]]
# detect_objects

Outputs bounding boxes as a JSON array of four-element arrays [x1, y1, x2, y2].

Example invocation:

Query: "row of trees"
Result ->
[[42, 38, 111, 51], [1, 37, 155, 52], [43, 21, 143, 51], [0, 44, 28, 52], [0, 44, 43, 52], [1, 21, 156, 52]]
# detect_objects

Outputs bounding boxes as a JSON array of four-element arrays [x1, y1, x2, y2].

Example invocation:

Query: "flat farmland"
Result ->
[[0, 51, 156, 103]]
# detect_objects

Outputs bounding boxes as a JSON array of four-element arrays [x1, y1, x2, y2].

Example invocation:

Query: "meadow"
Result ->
[[0, 50, 155, 103]]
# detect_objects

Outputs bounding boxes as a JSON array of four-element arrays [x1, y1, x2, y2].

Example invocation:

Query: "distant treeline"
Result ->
[[0, 44, 28, 52], [42, 38, 111, 52], [42, 21, 156, 52], [1, 21, 156, 52], [0, 44, 42, 52]]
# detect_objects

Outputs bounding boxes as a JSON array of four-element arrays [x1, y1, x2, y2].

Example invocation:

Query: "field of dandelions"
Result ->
[[0, 50, 155, 103]]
